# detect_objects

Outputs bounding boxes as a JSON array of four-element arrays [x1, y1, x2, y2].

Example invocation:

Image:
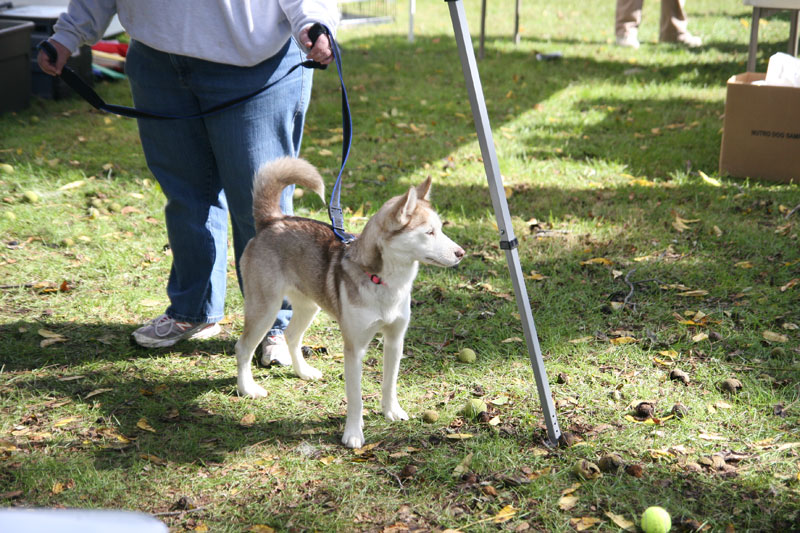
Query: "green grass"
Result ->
[[1, 0, 799, 531]]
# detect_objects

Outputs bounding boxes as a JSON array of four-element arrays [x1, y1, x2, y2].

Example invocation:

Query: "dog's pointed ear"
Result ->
[[416, 177, 432, 202], [396, 187, 418, 225]]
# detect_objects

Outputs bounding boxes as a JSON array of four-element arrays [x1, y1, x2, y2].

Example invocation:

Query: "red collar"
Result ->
[[366, 272, 385, 286]]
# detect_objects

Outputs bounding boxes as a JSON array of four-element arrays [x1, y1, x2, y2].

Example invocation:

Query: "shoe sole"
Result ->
[[132, 323, 221, 348]]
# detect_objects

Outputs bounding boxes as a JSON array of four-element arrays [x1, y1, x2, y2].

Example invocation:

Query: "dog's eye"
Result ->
[[426, 228, 435, 236]]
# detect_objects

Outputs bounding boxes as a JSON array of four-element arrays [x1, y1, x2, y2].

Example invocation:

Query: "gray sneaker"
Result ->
[[260, 334, 292, 366], [132, 314, 221, 348]]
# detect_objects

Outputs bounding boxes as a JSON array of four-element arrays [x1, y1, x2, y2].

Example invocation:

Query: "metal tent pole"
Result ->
[[444, 0, 561, 446]]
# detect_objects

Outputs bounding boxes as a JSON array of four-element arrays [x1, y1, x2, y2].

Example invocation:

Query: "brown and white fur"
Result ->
[[236, 157, 465, 448]]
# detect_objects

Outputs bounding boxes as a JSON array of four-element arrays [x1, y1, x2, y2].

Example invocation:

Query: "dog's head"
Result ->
[[378, 177, 465, 268]]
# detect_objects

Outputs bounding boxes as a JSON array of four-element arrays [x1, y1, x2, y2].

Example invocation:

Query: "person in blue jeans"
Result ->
[[38, 0, 340, 366]]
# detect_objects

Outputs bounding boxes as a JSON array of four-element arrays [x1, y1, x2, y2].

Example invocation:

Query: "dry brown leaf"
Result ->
[[493, 505, 517, 523], [240, 413, 256, 427], [445, 433, 474, 440], [137, 417, 156, 433], [249, 526, 276, 533], [580, 257, 612, 266], [780, 278, 798, 292], [610, 336, 637, 345], [605, 511, 635, 531], [558, 494, 579, 511], [353, 441, 382, 455], [763, 331, 789, 343], [678, 289, 709, 297], [570, 517, 602, 531], [140, 453, 167, 465], [53, 417, 79, 427]]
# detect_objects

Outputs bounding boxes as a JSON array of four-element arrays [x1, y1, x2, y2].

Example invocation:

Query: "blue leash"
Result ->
[[39, 23, 355, 243]]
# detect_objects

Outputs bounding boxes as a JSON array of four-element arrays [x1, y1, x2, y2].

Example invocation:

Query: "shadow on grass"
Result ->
[[8, 33, 768, 186]]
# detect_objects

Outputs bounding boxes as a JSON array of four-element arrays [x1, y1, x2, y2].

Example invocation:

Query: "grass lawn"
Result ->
[[1, 0, 799, 531]]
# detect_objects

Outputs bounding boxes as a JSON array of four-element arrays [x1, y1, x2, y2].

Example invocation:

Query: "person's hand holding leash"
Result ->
[[300, 25, 333, 66], [37, 39, 71, 76]]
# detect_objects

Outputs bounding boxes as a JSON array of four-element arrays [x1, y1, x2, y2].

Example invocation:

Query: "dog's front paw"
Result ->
[[383, 404, 409, 422], [294, 363, 323, 381], [238, 381, 268, 398], [342, 428, 365, 449]]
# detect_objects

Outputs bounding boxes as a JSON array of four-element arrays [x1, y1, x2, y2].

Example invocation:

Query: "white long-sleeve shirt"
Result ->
[[52, 0, 340, 67]]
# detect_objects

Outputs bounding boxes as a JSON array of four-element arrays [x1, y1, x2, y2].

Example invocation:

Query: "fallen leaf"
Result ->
[[558, 494, 579, 511], [0, 439, 18, 452], [353, 441, 381, 455], [493, 505, 517, 523], [452, 452, 474, 478], [569, 336, 594, 344], [445, 433, 474, 440], [83, 388, 113, 399], [240, 413, 256, 427], [699, 170, 721, 187], [780, 278, 798, 292], [610, 336, 637, 345], [137, 418, 156, 433], [580, 257, 612, 266], [249, 526, 276, 533], [692, 332, 709, 343], [678, 290, 709, 297], [502, 337, 524, 343], [734, 261, 754, 269], [140, 453, 167, 465], [58, 180, 85, 191], [569, 517, 602, 531], [53, 416, 79, 427], [763, 331, 789, 343], [604, 511, 635, 531]]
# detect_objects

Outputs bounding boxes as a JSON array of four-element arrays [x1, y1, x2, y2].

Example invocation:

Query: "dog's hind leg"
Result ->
[[381, 320, 410, 422], [283, 293, 322, 381], [236, 296, 282, 398]]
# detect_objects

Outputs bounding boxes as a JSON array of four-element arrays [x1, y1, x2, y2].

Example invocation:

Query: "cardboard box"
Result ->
[[719, 72, 800, 184]]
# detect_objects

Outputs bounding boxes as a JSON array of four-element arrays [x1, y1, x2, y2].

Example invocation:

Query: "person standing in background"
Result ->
[[616, 0, 703, 48]]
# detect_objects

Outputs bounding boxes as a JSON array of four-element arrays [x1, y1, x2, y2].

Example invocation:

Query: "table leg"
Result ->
[[790, 10, 799, 57], [748, 7, 760, 72]]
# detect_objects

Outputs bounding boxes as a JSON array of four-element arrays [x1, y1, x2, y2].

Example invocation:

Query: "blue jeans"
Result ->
[[125, 39, 312, 334]]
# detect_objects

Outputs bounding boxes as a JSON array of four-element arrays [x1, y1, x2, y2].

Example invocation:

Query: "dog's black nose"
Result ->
[[454, 247, 465, 260]]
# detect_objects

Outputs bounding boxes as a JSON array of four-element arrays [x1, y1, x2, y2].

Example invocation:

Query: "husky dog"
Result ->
[[236, 157, 465, 448]]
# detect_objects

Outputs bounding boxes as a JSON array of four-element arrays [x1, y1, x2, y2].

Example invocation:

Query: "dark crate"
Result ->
[[1, 5, 93, 99], [0, 18, 34, 113]]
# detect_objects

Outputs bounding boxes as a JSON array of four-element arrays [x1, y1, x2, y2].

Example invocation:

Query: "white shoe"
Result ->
[[674, 32, 702, 48], [616, 34, 640, 49], [260, 334, 292, 366], [132, 314, 220, 348]]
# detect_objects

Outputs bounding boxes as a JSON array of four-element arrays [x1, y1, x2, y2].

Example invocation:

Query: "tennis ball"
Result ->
[[641, 506, 671, 533], [22, 191, 39, 203], [422, 410, 439, 423], [463, 399, 487, 419], [0, 163, 14, 174], [457, 347, 476, 363]]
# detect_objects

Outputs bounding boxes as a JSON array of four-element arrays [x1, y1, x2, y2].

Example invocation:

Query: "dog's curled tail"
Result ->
[[252, 157, 326, 230]]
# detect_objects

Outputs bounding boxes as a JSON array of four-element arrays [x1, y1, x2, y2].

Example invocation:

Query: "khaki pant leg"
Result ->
[[660, 0, 690, 42], [616, 0, 644, 38]]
